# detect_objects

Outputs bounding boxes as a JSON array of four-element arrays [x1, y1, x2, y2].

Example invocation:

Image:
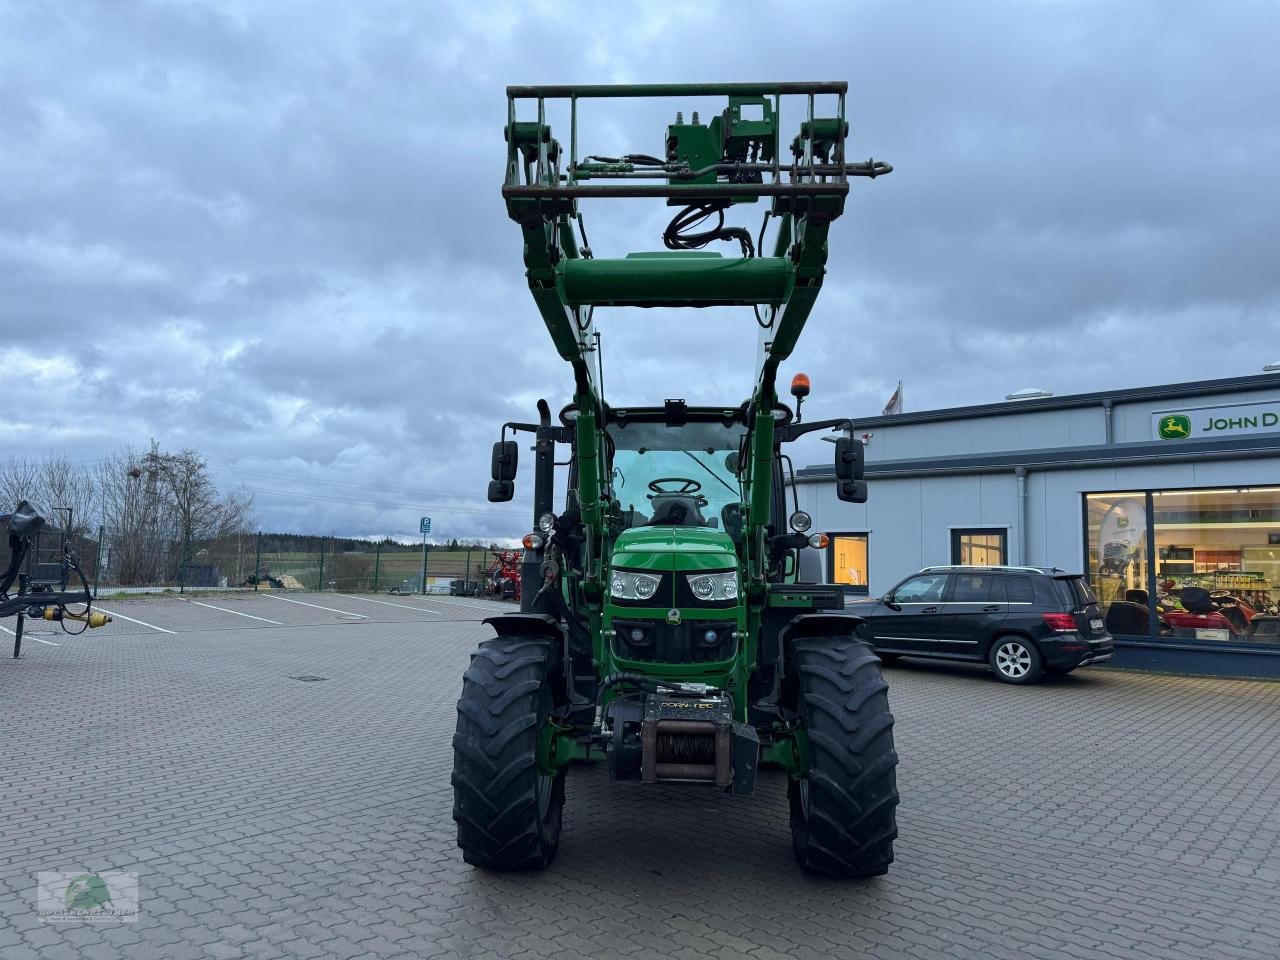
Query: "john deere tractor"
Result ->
[[452, 82, 897, 877]]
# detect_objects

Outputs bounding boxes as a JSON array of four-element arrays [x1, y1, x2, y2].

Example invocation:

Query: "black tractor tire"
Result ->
[[789, 637, 899, 878], [988, 635, 1044, 684], [452, 636, 565, 870]]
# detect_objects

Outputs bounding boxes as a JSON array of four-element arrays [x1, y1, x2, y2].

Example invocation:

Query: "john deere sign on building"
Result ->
[[1153, 400, 1280, 440]]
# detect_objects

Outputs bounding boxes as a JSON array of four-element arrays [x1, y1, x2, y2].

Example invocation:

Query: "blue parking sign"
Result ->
[[420, 516, 431, 534]]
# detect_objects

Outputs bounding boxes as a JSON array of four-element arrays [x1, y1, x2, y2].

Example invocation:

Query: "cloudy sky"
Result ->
[[1, 1, 1277, 541]]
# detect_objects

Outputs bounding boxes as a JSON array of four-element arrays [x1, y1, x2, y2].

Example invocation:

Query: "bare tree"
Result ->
[[39, 455, 99, 538], [0, 457, 42, 513], [97, 448, 168, 586], [152, 449, 222, 544], [143, 449, 257, 586]]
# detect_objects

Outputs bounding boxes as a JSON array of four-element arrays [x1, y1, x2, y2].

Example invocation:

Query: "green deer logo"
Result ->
[[64, 874, 112, 911], [1159, 415, 1191, 440]]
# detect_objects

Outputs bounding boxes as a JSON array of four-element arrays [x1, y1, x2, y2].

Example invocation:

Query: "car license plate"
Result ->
[[1090, 618, 1104, 632]]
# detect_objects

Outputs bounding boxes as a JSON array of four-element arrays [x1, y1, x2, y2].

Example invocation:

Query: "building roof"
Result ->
[[797, 433, 1280, 482], [847, 373, 1279, 430]]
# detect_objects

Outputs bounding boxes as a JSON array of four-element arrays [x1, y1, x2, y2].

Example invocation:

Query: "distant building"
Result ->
[[797, 373, 1280, 678]]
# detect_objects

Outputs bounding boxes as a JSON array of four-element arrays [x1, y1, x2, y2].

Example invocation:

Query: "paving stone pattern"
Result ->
[[1, 593, 1278, 959]]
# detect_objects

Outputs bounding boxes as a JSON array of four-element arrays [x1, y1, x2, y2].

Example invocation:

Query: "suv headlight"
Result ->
[[687, 572, 738, 602], [610, 569, 661, 601]]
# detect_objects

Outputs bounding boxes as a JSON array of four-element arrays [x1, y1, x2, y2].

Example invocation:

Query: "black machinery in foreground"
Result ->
[[1, 501, 110, 657]]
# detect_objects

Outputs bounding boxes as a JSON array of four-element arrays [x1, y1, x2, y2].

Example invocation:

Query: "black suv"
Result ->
[[848, 566, 1114, 684]]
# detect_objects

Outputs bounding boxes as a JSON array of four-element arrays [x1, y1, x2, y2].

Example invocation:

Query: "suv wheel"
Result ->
[[989, 636, 1043, 684]]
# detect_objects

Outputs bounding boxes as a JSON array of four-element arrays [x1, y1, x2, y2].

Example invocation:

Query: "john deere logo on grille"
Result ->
[[1158, 414, 1191, 440], [666, 608, 681, 625]]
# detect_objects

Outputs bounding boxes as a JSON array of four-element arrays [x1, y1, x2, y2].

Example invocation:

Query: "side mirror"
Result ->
[[724, 451, 739, 473], [487, 440, 518, 503], [834, 436, 863, 481], [884, 595, 901, 611], [834, 436, 867, 503], [836, 479, 868, 503]]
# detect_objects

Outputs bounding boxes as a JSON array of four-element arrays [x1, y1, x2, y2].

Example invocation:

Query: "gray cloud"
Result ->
[[2, 0, 1277, 539]]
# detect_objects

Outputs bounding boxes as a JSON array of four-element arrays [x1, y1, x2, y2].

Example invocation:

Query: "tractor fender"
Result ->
[[779, 613, 869, 647], [483, 613, 563, 643]]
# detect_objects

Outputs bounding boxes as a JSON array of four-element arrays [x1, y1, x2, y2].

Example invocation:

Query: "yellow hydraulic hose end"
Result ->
[[40, 608, 112, 627]]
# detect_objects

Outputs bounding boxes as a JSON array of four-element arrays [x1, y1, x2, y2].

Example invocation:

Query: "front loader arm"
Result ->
[[502, 82, 890, 580]]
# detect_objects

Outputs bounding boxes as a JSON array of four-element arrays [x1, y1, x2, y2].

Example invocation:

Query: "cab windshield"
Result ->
[[607, 420, 745, 529]]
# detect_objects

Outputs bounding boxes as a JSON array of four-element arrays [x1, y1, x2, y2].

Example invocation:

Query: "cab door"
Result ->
[[870, 572, 951, 655], [941, 571, 1008, 660]]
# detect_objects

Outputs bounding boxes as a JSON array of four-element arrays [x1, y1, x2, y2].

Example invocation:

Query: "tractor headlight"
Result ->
[[687, 571, 738, 602], [789, 510, 812, 533], [610, 569, 661, 601], [538, 512, 557, 533]]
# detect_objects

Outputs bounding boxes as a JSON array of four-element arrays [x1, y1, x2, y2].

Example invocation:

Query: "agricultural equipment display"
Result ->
[[452, 82, 897, 877], [1, 501, 111, 657], [483, 550, 523, 601]]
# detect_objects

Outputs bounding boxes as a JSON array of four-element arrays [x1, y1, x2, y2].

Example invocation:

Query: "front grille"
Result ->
[[612, 619, 737, 663]]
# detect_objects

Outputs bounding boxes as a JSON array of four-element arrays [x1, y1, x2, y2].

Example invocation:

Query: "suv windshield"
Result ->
[[607, 420, 744, 529]]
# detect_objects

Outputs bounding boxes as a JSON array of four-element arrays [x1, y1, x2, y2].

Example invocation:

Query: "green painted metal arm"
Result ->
[[507, 82, 849, 98], [561, 255, 788, 308], [503, 83, 889, 581]]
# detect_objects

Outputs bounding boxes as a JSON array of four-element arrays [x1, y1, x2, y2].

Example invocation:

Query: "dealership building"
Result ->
[[795, 373, 1280, 678]]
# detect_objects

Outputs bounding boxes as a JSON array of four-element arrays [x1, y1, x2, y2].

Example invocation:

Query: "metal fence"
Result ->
[[251, 542, 504, 595], [1, 523, 504, 596]]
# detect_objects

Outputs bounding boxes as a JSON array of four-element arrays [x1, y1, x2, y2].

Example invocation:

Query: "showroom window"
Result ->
[[950, 528, 1007, 566], [1084, 486, 1279, 644], [828, 534, 869, 595]]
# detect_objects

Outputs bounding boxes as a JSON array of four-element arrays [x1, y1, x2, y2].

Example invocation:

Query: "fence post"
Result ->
[[317, 539, 325, 592], [254, 532, 262, 590], [464, 547, 471, 593], [93, 525, 104, 599], [373, 542, 381, 593]]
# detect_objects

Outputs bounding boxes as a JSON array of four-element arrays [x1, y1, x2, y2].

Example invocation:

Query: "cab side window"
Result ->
[[893, 574, 948, 603]]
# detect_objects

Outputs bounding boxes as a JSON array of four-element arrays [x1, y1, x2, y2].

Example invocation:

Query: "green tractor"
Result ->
[[452, 82, 898, 877]]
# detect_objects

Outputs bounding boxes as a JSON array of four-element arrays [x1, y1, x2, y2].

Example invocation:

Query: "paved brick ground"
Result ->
[[2, 593, 1278, 959]]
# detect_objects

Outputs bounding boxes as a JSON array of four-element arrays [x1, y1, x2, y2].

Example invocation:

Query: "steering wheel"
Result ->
[[648, 477, 702, 496]]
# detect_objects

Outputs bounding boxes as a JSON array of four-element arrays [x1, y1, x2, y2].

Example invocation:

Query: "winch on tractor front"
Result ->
[[451, 82, 898, 878]]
